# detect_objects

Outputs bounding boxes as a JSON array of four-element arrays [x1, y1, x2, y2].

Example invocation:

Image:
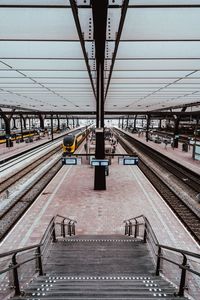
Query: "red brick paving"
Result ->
[[0, 143, 199, 256]]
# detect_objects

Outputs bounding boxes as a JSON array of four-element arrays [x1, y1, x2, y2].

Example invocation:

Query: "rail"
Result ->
[[124, 215, 200, 298], [0, 214, 76, 297]]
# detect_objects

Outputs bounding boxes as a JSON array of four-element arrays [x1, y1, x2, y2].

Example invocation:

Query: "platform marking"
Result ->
[[0, 164, 73, 248], [0, 144, 85, 249], [129, 165, 179, 245], [129, 165, 200, 250]]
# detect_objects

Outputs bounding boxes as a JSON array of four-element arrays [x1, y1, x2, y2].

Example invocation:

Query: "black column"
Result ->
[[12, 117, 17, 130], [146, 114, 150, 142], [66, 116, 69, 128], [57, 115, 60, 131], [0, 111, 11, 135], [72, 117, 75, 128], [23, 116, 27, 130], [51, 114, 54, 141], [133, 115, 137, 131], [20, 114, 24, 142], [122, 117, 124, 129], [39, 114, 44, 130], [92, 0, 108, 190], [126, 115, 129, 129], [158, 118, 162, 130]]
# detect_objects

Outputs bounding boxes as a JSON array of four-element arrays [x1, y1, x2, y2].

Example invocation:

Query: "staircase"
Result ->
[[13, 235, 187, 299]]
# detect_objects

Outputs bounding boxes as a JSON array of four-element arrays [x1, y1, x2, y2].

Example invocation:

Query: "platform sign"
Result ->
[[124, 157, 138, 165], [62, 157, 82, 165], [118, 156, 139, 165], [91, 159, 109, 167], [118, 157, 124, 165], [194, 143, 200, 161]]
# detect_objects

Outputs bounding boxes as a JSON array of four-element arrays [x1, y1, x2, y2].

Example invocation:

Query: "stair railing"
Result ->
[[0, 215, 77, 298], [124, 215, 200, 298], [56, 214, 76, 238]]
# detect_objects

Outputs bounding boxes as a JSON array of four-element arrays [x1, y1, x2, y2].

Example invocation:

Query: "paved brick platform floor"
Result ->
[[126, 130, 200, 175], [0, 143, 199, 257]]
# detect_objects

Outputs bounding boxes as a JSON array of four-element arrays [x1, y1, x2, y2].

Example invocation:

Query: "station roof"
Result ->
[[0, 0, 200, 116]]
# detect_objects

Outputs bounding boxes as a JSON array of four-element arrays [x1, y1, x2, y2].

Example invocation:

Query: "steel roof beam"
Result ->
[[1, 110, 200, 117], [69, 0, 96, 98], [105, 0, 129, 99]]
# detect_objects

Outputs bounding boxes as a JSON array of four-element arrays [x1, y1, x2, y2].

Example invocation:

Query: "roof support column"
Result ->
[[19, 114, 24, 142], [50, 114, 54, 141], [133, 115, 137, 132], [12, 117, 18, 130], [92, 0, 108, 190], [0, 109, 15, 136], [126, 115, 129, 129], [38, 113, 45, 130], [66, 116, 69, 128], [57, 115, 60, 131], [118, 117, 121, 128], [146, 114, 151, 142]]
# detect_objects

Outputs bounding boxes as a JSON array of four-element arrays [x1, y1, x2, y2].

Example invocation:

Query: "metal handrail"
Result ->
[[56, 214, 77, 223], [0, 214, 77, 296], [0, 243, 41, 259], [124, 214, 200, 297]]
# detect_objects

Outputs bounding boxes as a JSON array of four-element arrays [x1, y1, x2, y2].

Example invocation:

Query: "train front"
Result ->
[[62, 134, 75, 156]]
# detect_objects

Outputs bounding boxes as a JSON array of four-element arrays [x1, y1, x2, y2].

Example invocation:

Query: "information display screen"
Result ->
[[62, 157, 81, 165], [194, 145, 200, 161], [118, 156, 139, 165], [91, 159, 109, 166], [124, 158, 138, 165], [65, 158, 76, 165]]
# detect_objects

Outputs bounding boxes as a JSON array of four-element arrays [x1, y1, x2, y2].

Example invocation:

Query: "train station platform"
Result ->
[[122, 130, 200, 175], [0, 142, 199, 257], [0, 129, 73, 162]]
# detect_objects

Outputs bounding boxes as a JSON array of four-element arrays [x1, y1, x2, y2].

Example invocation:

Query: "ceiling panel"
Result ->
[[0, 9, 78, 40], [121, 8, 200, 40], [0, 59, 87, 70], [0, 0, 69, 4]]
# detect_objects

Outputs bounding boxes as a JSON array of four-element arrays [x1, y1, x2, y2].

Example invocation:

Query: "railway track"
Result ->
[[117, 129, 200, 194], [114, 129, 200, 244], [0, 145, 62, 194], [0, 134, 87, 241], [0, 158, 62, 241]]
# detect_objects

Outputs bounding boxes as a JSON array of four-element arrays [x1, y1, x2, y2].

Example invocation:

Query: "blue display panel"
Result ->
[[91, 159, 109, 166], [62, 157, 82, 165], [118, 156, 139, 165]]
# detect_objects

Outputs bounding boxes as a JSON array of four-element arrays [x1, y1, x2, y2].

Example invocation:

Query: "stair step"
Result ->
[[14, 295, 186, 300], [11, 235, 187, 300]]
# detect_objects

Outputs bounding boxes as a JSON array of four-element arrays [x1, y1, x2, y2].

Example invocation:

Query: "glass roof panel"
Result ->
[[187, 71, 200, 77], [117, 41, 200, 58], [0, 42, 83, 58], [1, 59, 87, 70], [111, 70, 190, 78], [109, 78, 173, 84], [129, 0, 200, 5], [0, 84, 37, 87], [0, 70, 24, 77], [121, 8, 200, 40], [114, 59, 200, 71], [0, 62, 10, 69], [0, 9, 78, 39], [78, 9, 93, 41], [0, 1, 69, 5], [22, 70, 90, 78], [0, 78, 34, 83], [40, 78, 92, 83]]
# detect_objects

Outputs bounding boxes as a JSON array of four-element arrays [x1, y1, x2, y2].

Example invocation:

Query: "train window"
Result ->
[[63, 135, 74, 146]]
